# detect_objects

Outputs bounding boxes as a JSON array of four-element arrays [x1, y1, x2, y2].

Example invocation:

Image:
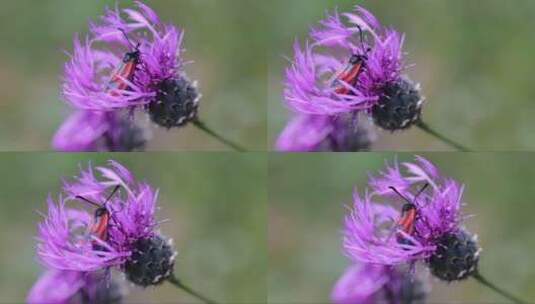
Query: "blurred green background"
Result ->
[[269, 153, 535, 303], [0, 0, 267, 151], [0, 153, 266, 303], [268, 0, 535, 151]]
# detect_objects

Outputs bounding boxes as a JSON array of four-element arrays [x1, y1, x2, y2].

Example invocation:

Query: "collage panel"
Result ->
[[0, 0, 267, 151], [0, 153, 266, 303], [2, 0, 535, 303], [269, 153, 534, 303], [268, 0, 535, 151]]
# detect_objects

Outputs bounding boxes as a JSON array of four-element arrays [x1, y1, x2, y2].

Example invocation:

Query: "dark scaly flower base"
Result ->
[[79, 279, 123, 304], [106, 118, 147, 152], [372, 77, 424, 131], [427, 229, 480, 282], [149, 77, 200, 129], [319, 116, 375, 152], [399, 277, 428, 304], [381, 275, 427, 304], [323, 130, 373, 152], [125, 236, 177, 287]]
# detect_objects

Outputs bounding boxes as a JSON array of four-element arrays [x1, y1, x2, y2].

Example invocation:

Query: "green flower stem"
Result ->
[[193, 119, 247, 152], [472, 271, 526, 304], [416, 120, 471, 152], [168, 274, 219, 304]]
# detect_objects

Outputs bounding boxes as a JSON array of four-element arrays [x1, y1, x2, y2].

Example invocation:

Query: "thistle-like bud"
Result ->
[[382, 275, 428, 304], [149, 77, 200, 129], [427, 229, 481, 282], [112, 118, 148, 152], [372, 77, 424, 131], [125, 235, 177, 287]]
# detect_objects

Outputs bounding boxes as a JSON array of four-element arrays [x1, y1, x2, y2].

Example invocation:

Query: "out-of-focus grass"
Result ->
[[0, 153, 266, 303], [269, 153, 535, 303], [268, 0, 535, 151], [0, 0, 267, 151]]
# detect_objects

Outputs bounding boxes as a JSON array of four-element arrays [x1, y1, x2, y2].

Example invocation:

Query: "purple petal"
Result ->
[[275, 115, 333, 151], [331, 264, 389, 304], [52, 111, 109, 152], [27, 270, 85, 304]]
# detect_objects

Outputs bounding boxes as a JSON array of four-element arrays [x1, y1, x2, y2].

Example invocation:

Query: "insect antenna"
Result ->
[[389, 183, 430, 207], [75, 195, 102, 208], [77, 185, 121, 207], [118, 28, 138, 50], [103, 185, 121, 206], [102, 185, 130, 236], [355, 25, 371, 56], [356, 25, 365, 47], [102, 185, 127, 216], [413, 183, 429, 206], [388, 186, 413, 205]]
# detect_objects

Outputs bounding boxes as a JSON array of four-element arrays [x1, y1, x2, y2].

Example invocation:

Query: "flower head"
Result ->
[[275, 114, 375, 152], [331, 264, 427, 304], [280, 5, 424, 147], [62, 33, 150, 111], [342, 156, 480, 281], [36, 161, 176, 286], [52, 111, 147, 152], [61, 1, 199, 132], [285, 6, 406, 114]]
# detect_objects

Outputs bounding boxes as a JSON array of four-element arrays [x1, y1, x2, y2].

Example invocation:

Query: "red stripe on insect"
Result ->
[[334, 55, 366, 95]]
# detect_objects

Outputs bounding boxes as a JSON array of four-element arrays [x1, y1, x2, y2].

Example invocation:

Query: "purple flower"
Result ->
[[27, 270, 123, 304], [275, 114, 375, 152], [52, 111, 148, 152], [64, 2, 182, 111], [331, 263, 427, 304], [35, 161, 176, 286], [37, 194, 127, 271], [285, 6, 405, 115], [56, 1, 200, 150], [342, 156, 480, 281], [62, 33, 148, 111], [278, 6, 424, 150]]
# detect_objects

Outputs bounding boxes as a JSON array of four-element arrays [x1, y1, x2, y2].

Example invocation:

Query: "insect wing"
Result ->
[[106, 57, 139, 93], [334, 61, 364, 95], [398, 208, 417, 235], [91, 211, 110, 241]]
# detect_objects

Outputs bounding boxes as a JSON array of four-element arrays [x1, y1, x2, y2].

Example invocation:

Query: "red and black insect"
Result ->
[[333, 54, 367, 95], [76, 185, 122, 245], [107, 29, 142, 95], [388, 183, 429, 242], [332, 26, 370, 95]]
